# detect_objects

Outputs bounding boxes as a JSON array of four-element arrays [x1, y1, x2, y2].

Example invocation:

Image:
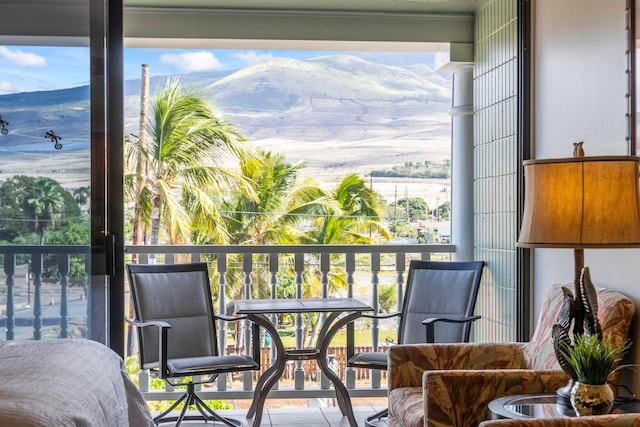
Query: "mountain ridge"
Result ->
[[0, 53, 450, 145], [0, 52, 452, 206]]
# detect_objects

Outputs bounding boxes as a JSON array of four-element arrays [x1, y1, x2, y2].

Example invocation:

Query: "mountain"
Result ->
[[0, 86, 90, 145], [121, 54, 451, 142], [0, 53, 452, 204], [203, 54, 450, 141], [1, 53, 450, 145]]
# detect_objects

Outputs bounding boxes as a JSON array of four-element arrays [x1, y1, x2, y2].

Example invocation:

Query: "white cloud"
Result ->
[[160, 51, 223, 72], [234, 51, 274, 66], [0, 81, 20, 94], [0, 47, 46, 67]]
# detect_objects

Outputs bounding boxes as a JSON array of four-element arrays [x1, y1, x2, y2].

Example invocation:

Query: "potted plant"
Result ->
[[559, 333, 631, 416]]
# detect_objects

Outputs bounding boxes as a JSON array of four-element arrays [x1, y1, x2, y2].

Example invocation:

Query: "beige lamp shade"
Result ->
[[518, 156, 640, 248]]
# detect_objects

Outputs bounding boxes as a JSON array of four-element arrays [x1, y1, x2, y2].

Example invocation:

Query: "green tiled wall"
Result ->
[[473, 0, 519, 342]]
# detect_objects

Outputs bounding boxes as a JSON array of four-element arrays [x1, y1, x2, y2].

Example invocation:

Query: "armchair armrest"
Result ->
[[422, 315, 481, 342], [423, 369, 570, 427], [125, 318, 172, 379], [389, 342, 528, 389]]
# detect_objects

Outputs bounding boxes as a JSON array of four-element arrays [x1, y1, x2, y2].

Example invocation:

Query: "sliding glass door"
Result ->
[[0, 0, 124, 354]]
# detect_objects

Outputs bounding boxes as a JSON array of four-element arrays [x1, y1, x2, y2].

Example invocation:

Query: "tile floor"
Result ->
[[161, 398, 388, 427], [211, 406, 386, 426]]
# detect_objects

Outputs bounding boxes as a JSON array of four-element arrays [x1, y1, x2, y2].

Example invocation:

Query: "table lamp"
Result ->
[[517, 153, 640, 407]]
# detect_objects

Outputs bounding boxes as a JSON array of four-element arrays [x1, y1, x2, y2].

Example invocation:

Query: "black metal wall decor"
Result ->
[[45, 130, 63, 150], [0, 115, 9, 135], [0, 114, 64, 150]]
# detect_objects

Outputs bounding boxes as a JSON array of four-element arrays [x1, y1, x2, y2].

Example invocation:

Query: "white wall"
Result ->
[[533, 0, 640, 381]]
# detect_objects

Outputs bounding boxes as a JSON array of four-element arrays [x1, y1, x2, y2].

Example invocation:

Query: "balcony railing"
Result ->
[[0, 245, 90, 341], [0, 243, 455, 403]]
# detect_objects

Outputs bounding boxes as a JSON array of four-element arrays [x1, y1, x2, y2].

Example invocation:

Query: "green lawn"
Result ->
[[276, 326, 397, 348]]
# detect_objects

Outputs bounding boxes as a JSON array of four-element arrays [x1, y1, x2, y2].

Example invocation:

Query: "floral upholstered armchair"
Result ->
[[387, 283, 635, 427], [478, 414, 640, 426]]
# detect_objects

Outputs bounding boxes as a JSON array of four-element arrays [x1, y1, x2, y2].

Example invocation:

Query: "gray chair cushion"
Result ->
[[167, 355, 259, 376], [347, 351, 387, 369]]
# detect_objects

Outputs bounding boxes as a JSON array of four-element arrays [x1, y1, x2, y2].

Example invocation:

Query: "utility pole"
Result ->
[[405, 185, 409, 221], [394, 185, 398, 220]]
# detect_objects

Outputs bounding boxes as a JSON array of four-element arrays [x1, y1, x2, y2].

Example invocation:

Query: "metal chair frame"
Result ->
[[347, 259, 485, 426], [127, 262, 259, 427]]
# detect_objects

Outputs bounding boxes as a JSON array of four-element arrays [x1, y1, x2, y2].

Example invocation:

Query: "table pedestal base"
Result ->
[[242, 309, 365, 427]]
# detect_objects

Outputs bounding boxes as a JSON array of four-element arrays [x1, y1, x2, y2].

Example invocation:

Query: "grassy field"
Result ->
[[275, 325, 397, 348]]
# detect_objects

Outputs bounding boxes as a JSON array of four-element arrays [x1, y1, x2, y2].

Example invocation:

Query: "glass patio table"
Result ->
[[234, 297, 373, 427], [488, 393, 640, 420]]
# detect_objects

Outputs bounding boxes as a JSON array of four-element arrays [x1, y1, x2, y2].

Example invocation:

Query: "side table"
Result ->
[[489, 394, 640, 420]]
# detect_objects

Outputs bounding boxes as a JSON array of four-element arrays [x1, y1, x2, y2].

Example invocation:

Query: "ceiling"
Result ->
[[118, 0, 481, 50], [122, 0, 486, 14], [0, 0, 483, 48]]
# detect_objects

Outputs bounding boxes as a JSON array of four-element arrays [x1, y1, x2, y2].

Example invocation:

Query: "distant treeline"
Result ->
[[369, 160, 450, 179]]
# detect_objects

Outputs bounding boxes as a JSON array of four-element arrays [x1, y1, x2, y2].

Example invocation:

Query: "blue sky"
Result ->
[[0, 46, 90, 93], [124, 48, 329, 78], [0, 46, 336, 94], [0, 46, 434, 95]]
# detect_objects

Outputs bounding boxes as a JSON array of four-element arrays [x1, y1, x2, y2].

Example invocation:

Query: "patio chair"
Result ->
[[387, 283, 635, 427], [347, 259, 485, 426], [127, 263, 259, 427]]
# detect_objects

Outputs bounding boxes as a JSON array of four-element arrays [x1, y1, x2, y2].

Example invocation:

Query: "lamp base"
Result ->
[[556, 380, 575, 412]]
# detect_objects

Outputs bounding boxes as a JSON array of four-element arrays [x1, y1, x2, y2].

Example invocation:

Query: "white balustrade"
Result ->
[[0, 243, 455, 403]]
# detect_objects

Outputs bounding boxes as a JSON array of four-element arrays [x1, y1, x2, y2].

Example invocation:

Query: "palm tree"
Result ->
[[219, 151, 338, 349], [302, 174, 390, 246], [299, 174, 390, 346], [222, 150, 327, 246], [125, 78, 255, 246], [26, 177, 65, 244], [217, 151, 327, 301]]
